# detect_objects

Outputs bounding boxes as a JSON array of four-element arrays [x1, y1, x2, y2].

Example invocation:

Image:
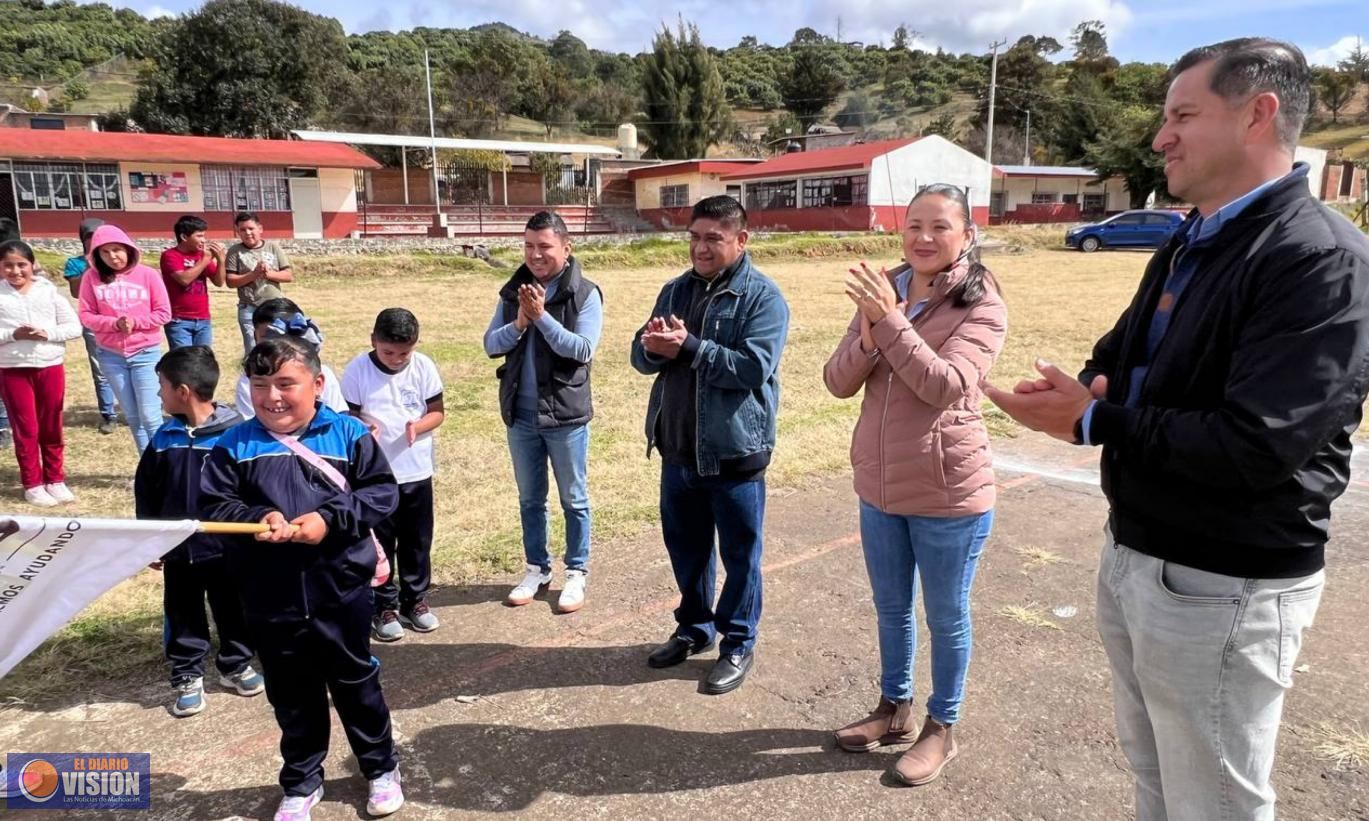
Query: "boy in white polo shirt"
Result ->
[[342, 308, 446, 642]]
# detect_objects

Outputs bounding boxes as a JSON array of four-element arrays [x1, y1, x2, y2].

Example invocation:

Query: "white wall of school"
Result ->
[[868, 136, 994, 213]]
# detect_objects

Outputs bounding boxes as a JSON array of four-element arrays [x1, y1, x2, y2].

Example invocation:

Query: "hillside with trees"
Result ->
[[1, 0, 1366, 176]]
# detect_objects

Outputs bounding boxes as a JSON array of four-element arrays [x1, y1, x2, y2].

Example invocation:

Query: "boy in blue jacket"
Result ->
[[200, 336, 403, 821], [135, 345, 261, 717]]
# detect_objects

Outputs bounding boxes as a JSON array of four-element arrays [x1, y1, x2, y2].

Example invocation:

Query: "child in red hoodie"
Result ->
[[77, 224, 172, 453]]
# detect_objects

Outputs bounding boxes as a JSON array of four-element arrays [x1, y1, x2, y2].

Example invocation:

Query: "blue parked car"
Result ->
[[1065, 210, 1185, 252]]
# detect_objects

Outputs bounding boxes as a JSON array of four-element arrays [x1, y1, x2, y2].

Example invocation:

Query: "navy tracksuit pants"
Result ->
[[372, 478, 435, 613], [163, 556, 254, 685], [252, 590, 397, 795]]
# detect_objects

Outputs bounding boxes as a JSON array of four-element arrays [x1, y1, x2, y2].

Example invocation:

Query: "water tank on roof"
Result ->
[[618, 123, 639, 160]]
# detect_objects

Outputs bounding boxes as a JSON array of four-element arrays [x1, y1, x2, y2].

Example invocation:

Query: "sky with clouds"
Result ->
[[115, 0, 1363, 67]]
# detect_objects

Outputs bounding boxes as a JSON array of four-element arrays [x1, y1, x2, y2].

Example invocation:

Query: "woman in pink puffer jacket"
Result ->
[[823, 183, 1007, 787]]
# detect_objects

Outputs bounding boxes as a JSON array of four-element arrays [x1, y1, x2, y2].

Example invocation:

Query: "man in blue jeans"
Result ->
[[631, 195, 790, 695], [987, 39, 1369, 821], [484, 211, 602, 614], [62, 218, 118, 435]]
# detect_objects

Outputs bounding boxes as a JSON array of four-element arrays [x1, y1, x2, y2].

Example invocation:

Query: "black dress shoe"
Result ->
[[703, 651, 754, 695], [647, 635, 714, 669]]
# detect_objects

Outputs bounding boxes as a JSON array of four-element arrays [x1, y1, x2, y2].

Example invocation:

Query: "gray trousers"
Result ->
[[1097, 527, 1323, 821]]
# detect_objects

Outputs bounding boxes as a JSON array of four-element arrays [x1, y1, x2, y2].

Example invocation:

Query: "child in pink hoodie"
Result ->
[[78, 225, 172, 453]]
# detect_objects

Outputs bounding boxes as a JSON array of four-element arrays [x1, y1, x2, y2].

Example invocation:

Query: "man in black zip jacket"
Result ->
[[987, 39, 1369, 821]]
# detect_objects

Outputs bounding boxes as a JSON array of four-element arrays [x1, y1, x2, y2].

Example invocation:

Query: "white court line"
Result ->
[[995, 455, 1101, 488]]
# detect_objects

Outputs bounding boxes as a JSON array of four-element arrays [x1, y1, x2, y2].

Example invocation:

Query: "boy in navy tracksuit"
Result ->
[[136, 345, 261, 718], [200, 336, 404, 821]]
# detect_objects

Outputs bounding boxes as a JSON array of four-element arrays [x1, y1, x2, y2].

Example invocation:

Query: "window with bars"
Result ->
[[11, 162, 122, 210], [744, 180, 797, 212], [201, 165, 291, 212], [660, 183, 690, 208], [1030, 192, 1057, 204], [801, 175, 868, 208]]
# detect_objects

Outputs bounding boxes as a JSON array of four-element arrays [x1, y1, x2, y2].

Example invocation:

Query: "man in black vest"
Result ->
[[483, 211, 603, 614], [987, 39, 1369, 820]]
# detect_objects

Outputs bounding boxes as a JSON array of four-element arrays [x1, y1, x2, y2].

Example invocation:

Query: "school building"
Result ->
[[0, 129, 380, 239], [705, 136, 995, 232], [989, 166, 1132, 224]]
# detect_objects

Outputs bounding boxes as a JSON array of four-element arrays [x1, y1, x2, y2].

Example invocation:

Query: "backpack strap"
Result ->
[[266, 430, 391, 588], [270, 431, 351, 491]]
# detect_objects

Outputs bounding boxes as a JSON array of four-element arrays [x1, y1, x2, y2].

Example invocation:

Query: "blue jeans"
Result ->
[[82, 328, 117, 420], [96, 346, 164, 453], [660, 462, 766, 655], [165, 318, 213, 349], [238, 304, 256, 354], [859, 502, 994, 724], [506, 409, 591, 572]]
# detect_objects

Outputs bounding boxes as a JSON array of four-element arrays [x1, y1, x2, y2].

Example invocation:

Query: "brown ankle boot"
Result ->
[[834, 697, 916, 752], [892, 716, 958, 785]]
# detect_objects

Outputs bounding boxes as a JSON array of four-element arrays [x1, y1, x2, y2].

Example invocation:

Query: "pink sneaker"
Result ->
[[366, 767, 404, 817], [274, 786, 322, 821]]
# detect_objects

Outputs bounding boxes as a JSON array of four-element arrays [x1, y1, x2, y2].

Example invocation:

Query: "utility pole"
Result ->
[[1022, 108, 1031, 166], [984, 39, 1006, 168], [425, 49, 441, 215]]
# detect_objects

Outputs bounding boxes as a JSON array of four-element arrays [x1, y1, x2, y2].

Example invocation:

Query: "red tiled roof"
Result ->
[[721, 138, 918, 181], [627, 160, 763, 181], [0, 129, 381, 169]]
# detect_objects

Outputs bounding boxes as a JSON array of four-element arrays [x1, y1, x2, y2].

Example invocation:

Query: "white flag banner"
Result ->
[[0, 516, 199, 680]]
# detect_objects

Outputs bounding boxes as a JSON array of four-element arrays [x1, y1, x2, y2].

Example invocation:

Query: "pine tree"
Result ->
[[639, 20, 731, 159], [1338, 38, 1369, 83], [1314, 68, 1357, 124], [782, 45, 846, 126]]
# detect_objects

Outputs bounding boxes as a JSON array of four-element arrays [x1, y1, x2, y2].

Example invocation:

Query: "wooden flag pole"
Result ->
[[197, 522, 298, 535]]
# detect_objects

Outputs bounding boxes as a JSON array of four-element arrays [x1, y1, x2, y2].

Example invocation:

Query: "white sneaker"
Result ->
[[274, 786, 323, 821], [558, 569, 588, 613], [24, 486, 58, 507], [171, 677, 205, 717], [44, 482, 75, 504], [506, 563, 552, 606], [366, 767, 404, 817]]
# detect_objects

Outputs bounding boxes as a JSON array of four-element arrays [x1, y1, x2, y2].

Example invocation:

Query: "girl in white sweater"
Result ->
[[0, 240, 83, 506]]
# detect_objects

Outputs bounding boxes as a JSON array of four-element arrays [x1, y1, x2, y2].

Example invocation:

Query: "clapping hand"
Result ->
[[115, 316, 133, 334], [981, 360, 1104, 443], [845, 262, 900, 324], [640, 315, 688, 359], [518, 283, 546, 324]]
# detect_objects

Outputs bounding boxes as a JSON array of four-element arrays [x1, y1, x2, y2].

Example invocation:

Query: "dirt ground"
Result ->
[[3, 435, 1366, 821]]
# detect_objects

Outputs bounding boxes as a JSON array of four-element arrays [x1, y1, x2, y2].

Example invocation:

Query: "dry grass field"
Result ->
[[1, 242, 1149, 700]]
